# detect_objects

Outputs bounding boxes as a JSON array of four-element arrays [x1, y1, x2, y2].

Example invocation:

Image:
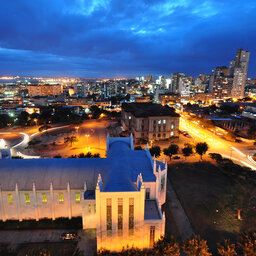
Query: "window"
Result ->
[[170, 131, 174, 136], [42, 193, 47, 203], [94, 204, 96, 213], [158, 120, 161, 124], [25, 193, 30, 204], [118, 198, 123, 235], [106, 198, 112, 236], [150, 226, 155, 247], [153, 133, 156, 137], [129, 198, 134, 235], [75, 192, 80, 203], [8, 194, 13, 204], [59, 192, 64, 203], [153, 120, 156, 124], [146, 188, 150, 199], [158, 133, 161, 137], [88, 204, 91, 213], [128, 116, 131, 120], [171, 122, 174, 130], [163, 133, 166, 137], [163, 120, 166, 124]]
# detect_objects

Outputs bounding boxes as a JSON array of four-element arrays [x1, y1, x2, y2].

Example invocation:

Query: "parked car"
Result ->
[[61, 232, 80, 241], [173, 156, 180, 160]]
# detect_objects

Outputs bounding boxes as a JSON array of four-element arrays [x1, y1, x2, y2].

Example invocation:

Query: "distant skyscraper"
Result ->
[[171, 72, 186, 94], [229, 49, 250, 98], [208, 66, 232, 98]]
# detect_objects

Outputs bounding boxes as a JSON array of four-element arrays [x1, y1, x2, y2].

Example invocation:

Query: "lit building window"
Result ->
[[106, 198, 112, 236], [25, 193, 30, 204], [88, 204, 91, 213], [163, 120, 166, 124], [171, 122, 174, 129], [42, 193, 47, 203], [118, 198, 123, 235], [128, 116, 131, 120], [129, 198, 134, 235], [75, 192, 80, 203], [59, 192, 64, 203], [146, 188, 150, 199], [171, 131, 174, 136], [150, 226, 155, 247], [158, 120, 161, 124], [8, 194, 13, 204]]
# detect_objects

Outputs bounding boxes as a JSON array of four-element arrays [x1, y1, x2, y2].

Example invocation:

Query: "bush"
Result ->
[[209, 153, 223, 163]]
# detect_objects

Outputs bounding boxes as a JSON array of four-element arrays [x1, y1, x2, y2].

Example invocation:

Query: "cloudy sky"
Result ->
[[0, 0, 255, 78]]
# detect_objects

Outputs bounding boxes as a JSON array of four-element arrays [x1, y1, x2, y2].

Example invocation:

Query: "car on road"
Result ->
[[173, 156, 181, 160], [60, 232, 81, 241]]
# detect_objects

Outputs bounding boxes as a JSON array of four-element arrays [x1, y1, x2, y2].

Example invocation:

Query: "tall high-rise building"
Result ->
[[208, 66, 232, 98], [171, 72, 186, 94], [229, 49, 250, 98]]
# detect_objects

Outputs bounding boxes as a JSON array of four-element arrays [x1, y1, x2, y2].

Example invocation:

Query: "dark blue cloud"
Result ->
[[0, 0, 255, 77]]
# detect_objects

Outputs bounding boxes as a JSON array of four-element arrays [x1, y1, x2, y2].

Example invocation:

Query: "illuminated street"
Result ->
[[180, 114, 256, 170]]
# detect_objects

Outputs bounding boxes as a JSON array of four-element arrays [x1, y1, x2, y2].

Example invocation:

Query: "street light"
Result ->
[[75, 126, 80, 136]]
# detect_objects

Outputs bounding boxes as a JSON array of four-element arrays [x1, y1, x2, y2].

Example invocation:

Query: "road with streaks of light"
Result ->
[[180, 115, 256, 170]]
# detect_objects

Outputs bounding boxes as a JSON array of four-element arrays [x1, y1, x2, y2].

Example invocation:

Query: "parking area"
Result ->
[[0, 228, 97, 255]]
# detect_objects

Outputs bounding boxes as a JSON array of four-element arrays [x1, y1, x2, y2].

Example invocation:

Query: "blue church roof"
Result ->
[[0, 136, 163, 192]]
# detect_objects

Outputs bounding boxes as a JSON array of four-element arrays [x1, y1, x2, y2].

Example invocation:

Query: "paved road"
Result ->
[[180, 115, 256, 170]]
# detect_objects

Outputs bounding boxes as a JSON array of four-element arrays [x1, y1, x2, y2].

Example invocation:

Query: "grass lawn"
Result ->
[[168, 161, 256, 251], [0, 217, 82, 230], [17, 241, 79, 256]]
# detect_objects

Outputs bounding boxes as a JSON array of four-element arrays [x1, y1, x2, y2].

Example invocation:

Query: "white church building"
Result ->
[[0, 135, 167, 251]]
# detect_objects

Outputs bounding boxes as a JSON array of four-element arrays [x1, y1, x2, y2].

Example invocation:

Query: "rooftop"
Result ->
[[122, 102, 179, 118], [0, 136, 164, 192], [144, 200, 161, 220]]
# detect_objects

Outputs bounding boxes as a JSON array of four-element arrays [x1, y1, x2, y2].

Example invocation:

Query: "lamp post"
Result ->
[[75, 126, 80, 136]]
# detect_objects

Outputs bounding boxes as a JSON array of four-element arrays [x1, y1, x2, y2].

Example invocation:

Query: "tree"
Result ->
[[182, 145, 193, 159], [134, 146, 143, 150], [182, 235, 212, 256], [93, 153, 100, 158], [78, 153, 85, 158], [195, 142, 209, 160], [17, 111, 29, 126], [238, 232, 256, 256], [217, 240, 237, 256], [149, 146, 161, 158], [53, 154, 62, 158], [64, 136, 78, 147], [85, 152, 92, 158], [209, 153, 223, 163], [163, 144, 179, 160], [154, 236, 180, 256]]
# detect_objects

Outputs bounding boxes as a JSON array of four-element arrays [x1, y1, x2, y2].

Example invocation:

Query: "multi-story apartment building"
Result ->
[[27, 84, 63, 97], [171, 73, 186, 94], [229, 49, 250, 98], [121, 103, 179, 142], [209, 66, 232, 98]]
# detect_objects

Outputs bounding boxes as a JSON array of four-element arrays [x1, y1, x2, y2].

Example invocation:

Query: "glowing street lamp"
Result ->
[[75, 126, 80, 136]]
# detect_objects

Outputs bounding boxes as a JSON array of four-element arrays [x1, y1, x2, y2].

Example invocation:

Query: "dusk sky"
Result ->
[[0, 0, 256, 78]]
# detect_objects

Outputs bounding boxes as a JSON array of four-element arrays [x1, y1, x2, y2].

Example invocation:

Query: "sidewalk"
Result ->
[[166, 179, 194, 240]]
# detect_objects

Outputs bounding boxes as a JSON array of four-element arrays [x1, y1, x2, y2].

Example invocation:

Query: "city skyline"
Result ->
[[0, 0, 256, 77]]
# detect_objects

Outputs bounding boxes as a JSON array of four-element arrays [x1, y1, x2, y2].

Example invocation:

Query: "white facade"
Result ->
[[0, 135, 167, 252]]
